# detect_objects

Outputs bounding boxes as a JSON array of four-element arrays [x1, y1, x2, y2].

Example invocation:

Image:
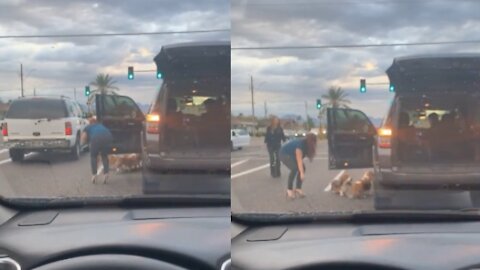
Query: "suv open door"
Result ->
[[327, 108, 376, 169], [95, 94, 145, 154]]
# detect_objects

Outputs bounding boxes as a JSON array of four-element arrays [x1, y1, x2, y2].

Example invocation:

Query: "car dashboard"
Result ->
[[0, 204, 230, 270], [231, 220, 480, 270]]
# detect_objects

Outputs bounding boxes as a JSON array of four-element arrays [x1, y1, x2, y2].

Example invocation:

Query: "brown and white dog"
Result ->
[[325, 170, 374, 199], [98, 154, 142, 174]]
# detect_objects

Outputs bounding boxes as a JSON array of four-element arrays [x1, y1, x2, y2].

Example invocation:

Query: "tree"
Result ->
[[318, 86, 351, 138], [86, 73, 119, 109], [321, 86, 351, 109]]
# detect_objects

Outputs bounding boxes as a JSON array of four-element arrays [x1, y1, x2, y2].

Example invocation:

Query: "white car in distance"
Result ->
[[231, 129, 250, 150]]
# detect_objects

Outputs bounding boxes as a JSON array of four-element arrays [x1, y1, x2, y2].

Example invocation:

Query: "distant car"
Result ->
[[1, 96, 88, 161], [231, 129, 250, 150], [283, 129, 295, 140], [294, 130, 307, 138]]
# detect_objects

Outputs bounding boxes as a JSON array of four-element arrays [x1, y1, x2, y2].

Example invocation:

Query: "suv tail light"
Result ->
[[378, 127, 391, 148], [65, 121, 73, 135], [1, 123, 7, 136], [146, 114, 160, 134]]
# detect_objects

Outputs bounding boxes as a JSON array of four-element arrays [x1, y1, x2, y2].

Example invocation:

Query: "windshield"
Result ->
[[0, 0, 230, 204], [231, 0, 480, 215]]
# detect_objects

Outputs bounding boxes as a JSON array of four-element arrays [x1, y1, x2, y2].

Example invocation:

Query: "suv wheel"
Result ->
[[70, 136, 81, 160], [9, 149, 24, 162]]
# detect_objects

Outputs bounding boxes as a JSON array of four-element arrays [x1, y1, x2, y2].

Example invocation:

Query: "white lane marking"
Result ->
[[232, 163, 270, 179], [0, 153, 35, 166], [324, 169, 345, 192], [0, 158, 11, 165], [0, 149, 8, 154], [231, 159, 249, 168]]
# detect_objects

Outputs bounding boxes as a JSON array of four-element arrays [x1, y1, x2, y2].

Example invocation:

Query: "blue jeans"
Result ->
[[89, 135, 112, 175], [280, 152, 305, 190]]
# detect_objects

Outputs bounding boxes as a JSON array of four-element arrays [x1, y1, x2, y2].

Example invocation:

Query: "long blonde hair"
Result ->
[[270, 116, 280, 128]]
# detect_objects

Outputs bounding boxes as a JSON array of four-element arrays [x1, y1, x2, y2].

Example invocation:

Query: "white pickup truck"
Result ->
[[1, 97, 88, 161]]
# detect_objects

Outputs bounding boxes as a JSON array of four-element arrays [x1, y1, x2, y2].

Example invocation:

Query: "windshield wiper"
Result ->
[[232, 210, 480, 225], [0, 194, 230, 210]]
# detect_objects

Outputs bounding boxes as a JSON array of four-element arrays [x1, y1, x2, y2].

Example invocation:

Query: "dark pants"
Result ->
[[280, 152, 305, 190], [89, 135, 112, 175], [268, 146, 281, 177]]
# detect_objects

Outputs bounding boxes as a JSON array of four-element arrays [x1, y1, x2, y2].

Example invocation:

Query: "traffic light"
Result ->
[[156, 70, 162, 79], [360, 79, 366, 93], [128, 66, 134, 80], [84, 86, 90, 96], [389, 83, 395, 92], [316, 99, 322, 110]]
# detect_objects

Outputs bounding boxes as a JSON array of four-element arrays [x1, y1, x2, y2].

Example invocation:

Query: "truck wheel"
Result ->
[[70, 137, 81, 160], [9, 149, 24, 162]]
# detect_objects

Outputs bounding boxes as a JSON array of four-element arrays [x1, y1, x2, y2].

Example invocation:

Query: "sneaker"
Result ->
[[91, 175, 97, 184]]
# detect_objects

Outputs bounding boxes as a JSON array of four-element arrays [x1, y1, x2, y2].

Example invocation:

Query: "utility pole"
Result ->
[[20, 63, 24, 97], [250, 75, 255, 123], [264, 101, 267, 119], [73, 88, 77, 101]]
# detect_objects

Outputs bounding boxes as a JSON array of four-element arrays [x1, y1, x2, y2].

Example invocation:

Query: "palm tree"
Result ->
[[86, 73, 119, 110], [321, 86, 351, 109], [318, 86, 351, 138]]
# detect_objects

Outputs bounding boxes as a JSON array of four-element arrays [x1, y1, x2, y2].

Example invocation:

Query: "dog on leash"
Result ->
[[325, 170, 374, 199]]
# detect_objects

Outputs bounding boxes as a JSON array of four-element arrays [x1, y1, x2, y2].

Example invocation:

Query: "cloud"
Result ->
[[231, 0, 480, 118], [0, 0, 229, 104]]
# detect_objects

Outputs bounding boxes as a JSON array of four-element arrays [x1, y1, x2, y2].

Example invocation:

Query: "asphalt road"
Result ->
[[0, 143, 143, 198], [231, 137, 374, 213], [0, 132, 229, 198]]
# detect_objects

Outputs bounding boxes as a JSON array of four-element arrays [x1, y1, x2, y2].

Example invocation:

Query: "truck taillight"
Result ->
[[378, 127, 391, 149], [146, 114, 160, 134], [1, 123, 7, 136], [65, 122, 72, 135]]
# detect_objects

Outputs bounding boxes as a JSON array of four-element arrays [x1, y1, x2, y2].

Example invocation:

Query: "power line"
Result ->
[[0, 29, 230, 39], [232, 39, 480, 50], [241, 0, 474, 5]]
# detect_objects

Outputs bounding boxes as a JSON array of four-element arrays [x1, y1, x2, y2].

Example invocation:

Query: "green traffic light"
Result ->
[[156, 71, 162, 79], [84, 86, 90, 96], [389, 84, 395, 92], [127, 66, 134, 80], [360, 79, 366, 93]]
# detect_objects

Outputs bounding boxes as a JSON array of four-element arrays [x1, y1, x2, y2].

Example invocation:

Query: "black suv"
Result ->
[[327, 54, 480, 209], [94, 41, 230, 194]]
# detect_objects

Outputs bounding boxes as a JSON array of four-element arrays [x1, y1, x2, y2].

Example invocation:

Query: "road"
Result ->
[[0, 133, 142, 197], [231, 137, 374, 213]]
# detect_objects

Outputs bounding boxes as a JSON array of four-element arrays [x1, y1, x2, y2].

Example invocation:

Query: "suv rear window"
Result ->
[[6, 99, 68, 119], [160, 77, 230, 149]]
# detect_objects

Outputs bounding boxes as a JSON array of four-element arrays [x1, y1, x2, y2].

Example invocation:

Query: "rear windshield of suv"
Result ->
[[6, 99, 68, 119]]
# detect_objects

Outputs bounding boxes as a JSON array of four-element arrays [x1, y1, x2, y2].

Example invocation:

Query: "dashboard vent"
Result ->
[[220, 258, 231, 270], [0, 257, 21, 270]]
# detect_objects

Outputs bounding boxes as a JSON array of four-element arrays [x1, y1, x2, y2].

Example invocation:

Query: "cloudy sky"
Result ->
[[0, 0, 229, 105], [231, 0, 480, 119]]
